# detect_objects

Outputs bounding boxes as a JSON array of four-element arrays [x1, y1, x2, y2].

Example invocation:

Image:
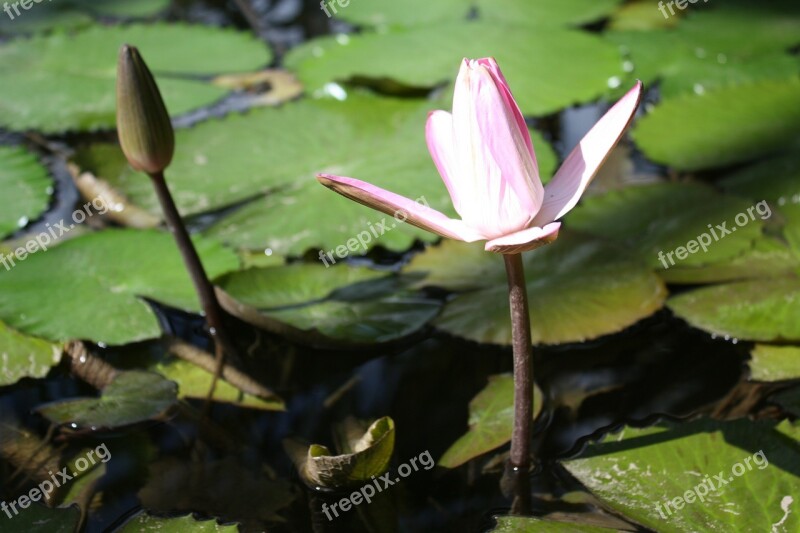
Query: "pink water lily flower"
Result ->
[[317, 58, 642, 254]]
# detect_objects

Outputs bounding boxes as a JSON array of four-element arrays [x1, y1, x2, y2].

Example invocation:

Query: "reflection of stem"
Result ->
[[503, 253, 533, 472], [149, 171, 233, 403]]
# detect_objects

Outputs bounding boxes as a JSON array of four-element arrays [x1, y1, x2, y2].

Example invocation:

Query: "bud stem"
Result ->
[[149, 170, 234, 401]]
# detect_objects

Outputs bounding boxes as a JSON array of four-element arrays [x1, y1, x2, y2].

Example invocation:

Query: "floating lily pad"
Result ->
[[607, 0, 680, 31], [0, 146, 52, 239], [749, 345, 800, 382], [0, 23, 271, 132], [0, 0, 170, 36], [285, 22, 624, 117], [668, 277, 800, 342], [118, 513, 239, 533], [440, 374, 543, 468], [0, 321, 61, 387], [0, 229, 238, 345], [632, 77, 800, 170], [288, 417, 395, 489], [659, 237, 799, 285], [218, 265, 440, 347], [406, 232, 666, 345], [491, 516, 618, 532], [0, 504, 80, 533], [335, 0, 623, 28], [564, 419, 800, 533], [568, 183, 766, 270], [77, 93, 556, 255], [721, 152, 800, 201], [37, 370, 177, 429]]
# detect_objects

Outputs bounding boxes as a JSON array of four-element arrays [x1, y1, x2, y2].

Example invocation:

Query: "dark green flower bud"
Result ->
[[116, 44, 174, 175]]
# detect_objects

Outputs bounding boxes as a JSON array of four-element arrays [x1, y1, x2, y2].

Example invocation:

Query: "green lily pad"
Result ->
[[0, 504, 80, 532], [721, 152, 800, 202], [288, 416, 395, 489], [568, 183, 767, 270], [491, 516, 618, 532], [564, 419, 800, 533], [606, 0, 800, 96], [749, 345, 800, 381], [37, 370, 177, 429], [0, 23, 271, 132], [218, 265, 440, 347], [632, 77, 800, 171], [217, 263, 383, 308], [153, 357, 285, 411], [285, 22, 624, 117], [668, 276, 800, 342], [0, 229, 238, 345], [406, 232, 667, 345], [440, 374, 543, 468], [607, 0, 680, 31], [77, 92, 556, 255], [0, 321, 61, 386], [0, 0, 170, 36], [118, 513, 239, 532], [0, 146, 52, 239], [335, 0, 622, 28], [659, 236, 800, 285]]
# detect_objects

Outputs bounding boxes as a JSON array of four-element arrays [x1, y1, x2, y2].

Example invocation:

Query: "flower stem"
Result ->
[[503, 253, 533, 471], [149, 171, 234, 401]]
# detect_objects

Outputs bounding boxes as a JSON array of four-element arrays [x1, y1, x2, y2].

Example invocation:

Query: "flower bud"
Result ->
[[116, 44, 174, 175]]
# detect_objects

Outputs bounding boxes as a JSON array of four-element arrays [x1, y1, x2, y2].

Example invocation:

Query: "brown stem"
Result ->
[[503, 253, 533, 471], [149, 171, 233, 401]]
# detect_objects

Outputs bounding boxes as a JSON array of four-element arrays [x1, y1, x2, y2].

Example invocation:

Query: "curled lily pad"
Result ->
[[668, 276, 800, 342], [0, 321, 61, 386], [0, 146, 52, 239], [118, 513, 239, 533], [36, 370, 177, 430], [564, 419, 800, 533], [0, 23, 271, 132], [406, 232, 666, 345], [287, 417, 395, 490], [440, 374, 543, 468]]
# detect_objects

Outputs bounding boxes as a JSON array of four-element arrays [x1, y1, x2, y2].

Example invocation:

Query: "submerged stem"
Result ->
[[503, 253, 533, 471], [149, 171, 233, 401]]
